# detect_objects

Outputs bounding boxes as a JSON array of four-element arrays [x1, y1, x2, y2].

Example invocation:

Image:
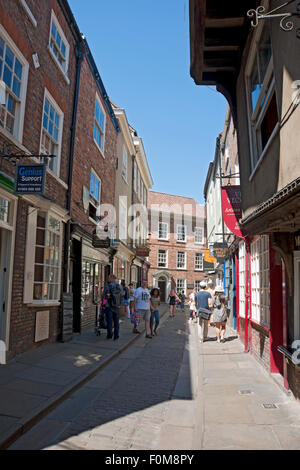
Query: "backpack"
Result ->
[[108, 283, 122, 308]]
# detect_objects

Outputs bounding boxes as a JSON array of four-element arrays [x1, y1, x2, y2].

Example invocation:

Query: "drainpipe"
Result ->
[[63, 39, 86, 293]]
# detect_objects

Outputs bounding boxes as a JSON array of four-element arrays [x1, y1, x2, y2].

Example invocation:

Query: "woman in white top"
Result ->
[[189, 289, 197, 323], [134, 280, 152, 338]]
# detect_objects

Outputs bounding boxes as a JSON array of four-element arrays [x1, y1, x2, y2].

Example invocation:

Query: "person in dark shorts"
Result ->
[[168, 288, 176, 318]]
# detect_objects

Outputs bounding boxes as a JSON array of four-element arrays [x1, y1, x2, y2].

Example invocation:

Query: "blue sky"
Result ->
[[69, 0, 227, 204]]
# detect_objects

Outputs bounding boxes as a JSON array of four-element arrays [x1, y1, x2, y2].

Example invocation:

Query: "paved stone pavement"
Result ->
[[0, 305, 168, 449], [9, 313, 300, 450]]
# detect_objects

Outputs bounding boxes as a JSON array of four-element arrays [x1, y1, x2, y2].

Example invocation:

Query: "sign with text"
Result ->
[[15, 164, 46, 195], [204, 248, 217, 263], [92, 235, 111, 249], [221, 185, 244, 238], [213, 242, 229, 262]]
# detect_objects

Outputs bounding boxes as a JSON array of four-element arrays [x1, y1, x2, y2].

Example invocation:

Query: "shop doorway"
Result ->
[[71, 239, 82, 333], [0, 228, 11, 342]]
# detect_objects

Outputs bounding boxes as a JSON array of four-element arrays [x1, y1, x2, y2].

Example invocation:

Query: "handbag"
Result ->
[[198, 307, 211, 320]]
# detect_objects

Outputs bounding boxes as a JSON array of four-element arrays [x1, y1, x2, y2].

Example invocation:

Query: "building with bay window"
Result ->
[[147, 191, 206, 302]]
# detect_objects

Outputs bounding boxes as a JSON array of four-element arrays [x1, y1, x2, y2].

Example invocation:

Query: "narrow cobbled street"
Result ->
[[9, 308, 300, 451]]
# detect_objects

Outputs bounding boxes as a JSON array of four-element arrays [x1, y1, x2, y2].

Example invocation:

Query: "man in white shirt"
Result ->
[[134, 280, 152, 338]]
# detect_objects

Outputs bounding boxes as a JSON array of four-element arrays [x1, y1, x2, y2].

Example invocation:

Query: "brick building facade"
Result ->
[[147, 191, 206, 302], [0, 0, 79, 359], [68, 44, 119, 334]]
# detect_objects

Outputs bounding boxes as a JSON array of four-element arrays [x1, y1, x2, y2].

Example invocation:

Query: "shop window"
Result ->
[[32, 211, 61, 302], [251, 236, 270, 327], [239, 241, 246, 318]]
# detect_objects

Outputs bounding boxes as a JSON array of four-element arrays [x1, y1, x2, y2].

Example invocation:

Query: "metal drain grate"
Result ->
[[238, 390, 253, 395], [262, 403, 278, 409]]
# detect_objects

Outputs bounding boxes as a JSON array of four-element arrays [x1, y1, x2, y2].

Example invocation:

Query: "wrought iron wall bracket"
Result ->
[[247, 1, 300, 35]]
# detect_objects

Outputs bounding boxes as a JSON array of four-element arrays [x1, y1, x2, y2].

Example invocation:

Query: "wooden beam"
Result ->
[[204, 45, 240, 52], [205, 17, 245, 28], [203, 66, 236, 73]]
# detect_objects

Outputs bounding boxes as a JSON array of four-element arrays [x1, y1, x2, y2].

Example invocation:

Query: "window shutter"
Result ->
[[23, 207, 37, 303]]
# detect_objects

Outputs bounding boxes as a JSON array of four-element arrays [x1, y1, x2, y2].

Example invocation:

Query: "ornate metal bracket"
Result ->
[[247, 0, 300, 35], [0, 142, 56, 165]]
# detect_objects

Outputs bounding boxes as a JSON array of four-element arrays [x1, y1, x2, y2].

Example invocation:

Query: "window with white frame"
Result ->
[[246, 24, 278, 170], [251, 235, 270, 327], [176, 279, 186, 295], [94, 96, 106, 153], [122, 147, 128, 182], [0, 29, 28, 141], [89, 170, 101, 222], [239, 241, 246, 318], [158, 249, 168, 268], [195, 280, 201, 292], [177, 225, 187, 242], [49, 11, 70, 77], [177, 251, 186, 270], [33, 211, 62, 302], [194, 227, 204, 244], [40, 91, 63, 176], [195, 253, 204, 271], [158, 222, 168, 240]]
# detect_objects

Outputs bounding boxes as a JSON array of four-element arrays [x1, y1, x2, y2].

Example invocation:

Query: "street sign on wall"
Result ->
[[15, 164, 46, 195]]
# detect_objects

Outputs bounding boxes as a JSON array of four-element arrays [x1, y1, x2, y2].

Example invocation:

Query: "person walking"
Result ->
[[150, 288, 161, 336], [207, 279, 215, 326], [121, 280, 130, 319], [134, 280, 152, 339], [188, 288, 197, 323], [195, 281, 213, 343], [212, 289, 229, 343], [168, 288, 176, 318], [103, 274, 124, 340], [179, 291, 186, 311]]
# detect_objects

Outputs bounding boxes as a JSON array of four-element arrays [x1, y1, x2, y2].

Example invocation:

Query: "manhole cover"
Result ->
[[262, 403, 278, 409], [238, 390, 253, 395]]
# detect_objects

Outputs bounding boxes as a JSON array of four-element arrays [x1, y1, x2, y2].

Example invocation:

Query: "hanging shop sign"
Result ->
[[221, 185, 244, 238], [14, 164, 46, 195], [135, 246, 151, 257], [92, 234, 111, 249], [213, 242, 229, 262], [204, 248, 217, 263]]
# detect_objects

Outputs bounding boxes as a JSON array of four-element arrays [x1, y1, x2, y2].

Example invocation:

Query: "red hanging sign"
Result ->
[[221, 186, 244, 238]]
